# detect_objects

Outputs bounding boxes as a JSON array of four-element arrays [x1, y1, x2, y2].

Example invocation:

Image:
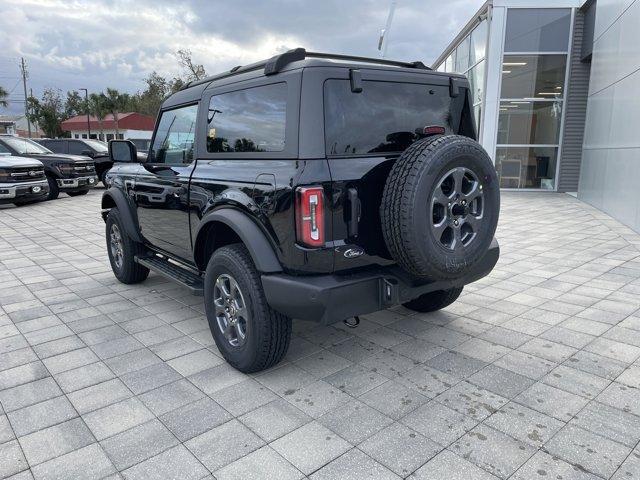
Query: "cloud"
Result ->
[[0, 0, 483, 114]]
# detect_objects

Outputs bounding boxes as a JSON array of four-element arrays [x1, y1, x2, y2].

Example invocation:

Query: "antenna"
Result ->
[[378, 0, 398, 58]]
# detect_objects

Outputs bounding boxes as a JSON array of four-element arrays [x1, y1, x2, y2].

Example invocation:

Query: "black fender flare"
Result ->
[[194, 209, 282, 273], [101, 188, 142, 243]]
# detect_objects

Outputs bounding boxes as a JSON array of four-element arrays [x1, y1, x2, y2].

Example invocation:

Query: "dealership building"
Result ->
[[433, 0, 640, 232]]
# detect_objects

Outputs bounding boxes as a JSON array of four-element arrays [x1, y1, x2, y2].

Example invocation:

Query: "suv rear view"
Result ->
[[102, 49, 500, 373]]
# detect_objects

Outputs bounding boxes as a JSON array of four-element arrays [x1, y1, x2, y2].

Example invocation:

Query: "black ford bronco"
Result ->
[[103, 49, 500, 373]]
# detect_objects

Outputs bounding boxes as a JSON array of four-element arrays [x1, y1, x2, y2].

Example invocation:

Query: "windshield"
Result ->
[[2, 137, 53, 154], [83, 139, 108, 152]]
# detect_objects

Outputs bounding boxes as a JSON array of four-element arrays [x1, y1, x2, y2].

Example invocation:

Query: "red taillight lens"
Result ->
[[423, 126, 446, 136], [296, 186, 325, 247]]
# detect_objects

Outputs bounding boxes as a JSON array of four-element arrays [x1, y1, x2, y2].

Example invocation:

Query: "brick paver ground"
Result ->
[[1, 189, 640, 479]]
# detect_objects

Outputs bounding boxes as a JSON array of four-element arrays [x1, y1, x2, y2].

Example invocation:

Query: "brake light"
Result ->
[[296, 186, 325, 247], [423, 126, 446, 136]]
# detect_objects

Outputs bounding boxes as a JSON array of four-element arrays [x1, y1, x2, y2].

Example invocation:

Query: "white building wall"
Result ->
[[71, 129, 153, 140], [579, 0, 640, 232]]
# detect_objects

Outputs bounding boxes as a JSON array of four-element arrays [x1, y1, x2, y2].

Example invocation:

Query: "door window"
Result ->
[[206, 83, 287, 153], [150, 104, 199, 164], [68, 141, 87, 155]]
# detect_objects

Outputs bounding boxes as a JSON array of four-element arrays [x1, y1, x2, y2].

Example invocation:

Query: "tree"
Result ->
[[176, 49, 206, 82], [65, 90, 86, 118], [88, 93, 109, 140], [26, 88, 66, 138], [0, 86, 7, 108], [105, 88, 130, 137]]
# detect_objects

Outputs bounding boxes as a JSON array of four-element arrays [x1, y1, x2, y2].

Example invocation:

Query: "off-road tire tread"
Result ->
[[207, 244, 291, 373], [403, 287, 463, 312], [380, 135, 493, 278], [106, 209, 149, 284]]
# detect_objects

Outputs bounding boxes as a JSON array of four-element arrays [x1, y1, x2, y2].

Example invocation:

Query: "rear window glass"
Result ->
[[206, 83, 287, 153], [324, 79, 451, 156]]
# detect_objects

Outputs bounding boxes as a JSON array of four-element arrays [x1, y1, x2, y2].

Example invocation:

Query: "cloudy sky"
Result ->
[[0, 0, 483, 115]]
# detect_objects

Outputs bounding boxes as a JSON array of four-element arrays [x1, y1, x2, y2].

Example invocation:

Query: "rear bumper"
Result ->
[[0, 180, 49, 203], [262, 239, 499, 325], [57, 176, 97, 190]]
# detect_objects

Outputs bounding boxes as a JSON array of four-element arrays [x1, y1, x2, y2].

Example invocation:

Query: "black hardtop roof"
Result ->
[[162, 48, 464, 109]]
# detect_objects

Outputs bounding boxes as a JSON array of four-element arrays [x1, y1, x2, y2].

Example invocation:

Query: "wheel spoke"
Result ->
[[453, 226, 463, 251], [452, 168, 465, 195], [432, 188, 450, 205], [464, 215, 481, 231], [432, 221, 448, 241]]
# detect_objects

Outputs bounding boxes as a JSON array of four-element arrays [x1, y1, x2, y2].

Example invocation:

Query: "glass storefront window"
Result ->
[[445, 54, 454, 72], [505, 9, 571, 52], [501, 55, 566, 99], [498, 101, 563, 145], [468, 60, 485, 105], [496, 146, 557, 189], [470, 20, 488, 64], [455, 36, 471, 73]]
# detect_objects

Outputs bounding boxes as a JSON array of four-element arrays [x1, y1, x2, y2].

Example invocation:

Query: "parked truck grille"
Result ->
[[1, 167, 45, 182]]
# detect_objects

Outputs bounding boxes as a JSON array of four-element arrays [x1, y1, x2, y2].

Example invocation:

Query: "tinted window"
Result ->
[[505, 9, 571, 52], [324, 80, 451, 156], [68, 141, 88, 155], [41, 141, 64, 153], [150, 104, 198, 164], [206, 83, 287, 153]]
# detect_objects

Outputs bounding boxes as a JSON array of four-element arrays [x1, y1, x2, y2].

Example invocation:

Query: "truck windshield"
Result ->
[[2, 137, 53, 155], [324, 79, 452, 156]]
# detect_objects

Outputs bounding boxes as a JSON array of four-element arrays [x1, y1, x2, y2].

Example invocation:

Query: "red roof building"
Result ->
[[61, 112, 155, 141]]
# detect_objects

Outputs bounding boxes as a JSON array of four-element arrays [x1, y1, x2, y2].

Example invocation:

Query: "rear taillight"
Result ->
[[296, 186, 325, 247]]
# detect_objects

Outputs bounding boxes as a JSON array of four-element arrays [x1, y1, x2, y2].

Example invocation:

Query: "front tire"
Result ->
[[67, 190, 89, 197], [105, 209, 149, 284], [46, 175, 59, 200], [204, 244, 291, 373], [403, 287, 463, 313]]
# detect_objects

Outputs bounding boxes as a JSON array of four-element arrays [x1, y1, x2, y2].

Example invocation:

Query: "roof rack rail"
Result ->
[[305, 51, 430, 71], [180, 48, 430, 90]]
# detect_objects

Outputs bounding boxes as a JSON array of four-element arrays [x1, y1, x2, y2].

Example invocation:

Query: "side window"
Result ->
[[206, 83, 287, 153], [68, 141, 86, 155], [0, 143, 10, 154], [150, 104, 199, 164]]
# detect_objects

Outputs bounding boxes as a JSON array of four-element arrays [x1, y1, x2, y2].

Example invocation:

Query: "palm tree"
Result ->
[[89, 93, 108, 140], [105, 88, 128, 138], [0, 86, 8, 108]]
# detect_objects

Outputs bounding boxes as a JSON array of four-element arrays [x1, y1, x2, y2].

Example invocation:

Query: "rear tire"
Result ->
[[204, 244, 291, 373], [67, 190, 89, 197], [403, 287, 463, 313], [106, 209, 149, 284], [46, 175, 59, 200]]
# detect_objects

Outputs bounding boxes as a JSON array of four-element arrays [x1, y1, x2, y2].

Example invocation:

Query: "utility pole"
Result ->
[[20, 57, 32, 138]]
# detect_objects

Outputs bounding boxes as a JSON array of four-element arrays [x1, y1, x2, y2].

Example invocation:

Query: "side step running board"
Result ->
[[135, 255, 204, 296]]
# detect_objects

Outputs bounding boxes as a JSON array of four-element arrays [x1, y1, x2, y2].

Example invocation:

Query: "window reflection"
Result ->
[[498, 101, 562, 145], [505, 9, 571, 52], [501, 55, 566, 99], [324, 80, 451, 155], [206, 83, 287, 153], [151, 104, 198, 164], [496, 147, 557, 189]]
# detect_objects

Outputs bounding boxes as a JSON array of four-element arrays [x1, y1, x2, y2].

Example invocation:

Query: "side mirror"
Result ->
[[109, 140, 138, 163], [81, 150, 94, 158]]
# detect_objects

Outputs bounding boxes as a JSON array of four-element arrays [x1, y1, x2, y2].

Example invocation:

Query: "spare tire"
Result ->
[[380, 135, 499, 280]]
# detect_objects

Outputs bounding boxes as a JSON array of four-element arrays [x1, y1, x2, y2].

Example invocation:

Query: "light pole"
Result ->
[[79, 88, 91, 139]]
